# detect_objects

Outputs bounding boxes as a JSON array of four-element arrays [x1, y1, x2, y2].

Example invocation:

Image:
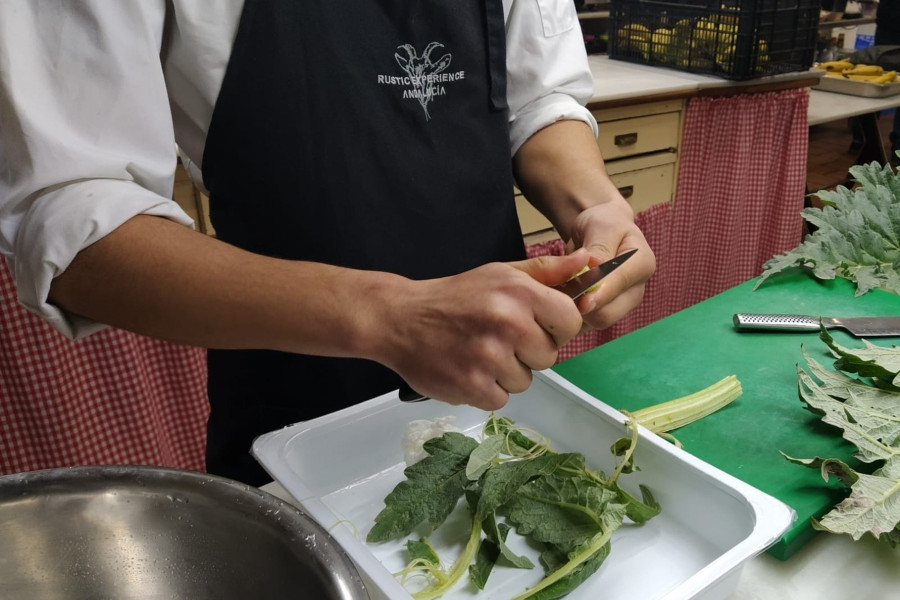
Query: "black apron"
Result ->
[[201, 0, 525, 484]]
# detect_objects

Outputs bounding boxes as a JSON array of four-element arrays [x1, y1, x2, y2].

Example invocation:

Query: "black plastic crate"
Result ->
[[608, 0, 820, 80]]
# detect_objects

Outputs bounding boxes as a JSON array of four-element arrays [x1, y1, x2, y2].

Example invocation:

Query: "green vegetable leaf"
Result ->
[[475, 452, 573, 521], [482, 515, 534, 569], [505, 468, 627, 546], [784, 455, 900, 546], [371, 414, 661, 598], [818, 327, 900, 387], [519, 542, 610, 600], [468, 539, 499, 590], [790, 336, 900, 546], [466, 434, 505, 481], [407, 538, 441, 566], [755, 162, 900, 295], [614, 483, 662, 524], [797, 363, 900, 465], [367, 432, 478, 543]]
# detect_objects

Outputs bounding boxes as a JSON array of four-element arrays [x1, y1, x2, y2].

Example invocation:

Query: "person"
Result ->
[[875, 0, 900, 162], [0, 1, 655, 485], [848, 0, 900, 163]]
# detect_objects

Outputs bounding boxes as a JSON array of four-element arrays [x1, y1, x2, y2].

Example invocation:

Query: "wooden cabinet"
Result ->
[[515, 99, 683, 243]]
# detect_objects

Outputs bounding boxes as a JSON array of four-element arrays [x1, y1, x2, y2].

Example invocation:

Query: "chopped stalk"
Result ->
[[630, 375, 742, 434]]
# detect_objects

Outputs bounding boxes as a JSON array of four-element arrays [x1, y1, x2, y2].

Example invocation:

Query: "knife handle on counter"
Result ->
[[732, 313, 827, 332]]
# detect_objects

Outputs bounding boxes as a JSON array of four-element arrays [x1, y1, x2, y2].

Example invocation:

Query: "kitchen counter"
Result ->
[[586, 55, 822, 108], [808, 88, 900, 125]]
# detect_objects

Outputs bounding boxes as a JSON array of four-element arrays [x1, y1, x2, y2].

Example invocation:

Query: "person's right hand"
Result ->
[[373, 251, 591, 411]]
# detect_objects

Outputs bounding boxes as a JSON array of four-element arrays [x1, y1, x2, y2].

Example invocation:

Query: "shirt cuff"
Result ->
[[509, 92, 599, 157], [11, 179, 193, 339]]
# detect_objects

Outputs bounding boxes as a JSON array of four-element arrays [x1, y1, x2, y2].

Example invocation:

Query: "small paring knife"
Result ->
[[733, 313, 900, 337], [399, 249, 639, 402]]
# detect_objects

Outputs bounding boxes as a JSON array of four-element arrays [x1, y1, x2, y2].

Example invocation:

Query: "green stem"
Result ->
[[509, 529, 614, 600], [631, 375, 742, 434], [412, 517, 483, 600], [609, 415, 639, 485]]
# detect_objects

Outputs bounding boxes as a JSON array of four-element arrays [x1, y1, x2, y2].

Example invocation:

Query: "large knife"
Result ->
[[733, 313, 900, 337], [399, 249, 639, 402]]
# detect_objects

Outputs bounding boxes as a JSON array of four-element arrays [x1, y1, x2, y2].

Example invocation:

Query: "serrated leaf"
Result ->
[[367, 432, 477, 542], [786, 456, 900, 543], [791, 336, 900, 546], [475, 452, 579, 521], [755, 163, 900, 295], [505, 469, 626, 547], [819, 327, 900, 386], [797, 366, 900, 464]]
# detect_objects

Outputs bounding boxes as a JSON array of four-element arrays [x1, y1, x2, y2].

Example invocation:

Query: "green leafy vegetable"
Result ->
[[368, 432, 478, 543], [367, 414, 656, 599], [755, 160, 900, 296], [787, 327, 900, 546], [369, 376, 739, 598]]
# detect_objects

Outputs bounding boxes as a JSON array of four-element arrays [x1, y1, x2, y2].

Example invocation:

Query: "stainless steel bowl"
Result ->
[[0, 466, 370, 600]]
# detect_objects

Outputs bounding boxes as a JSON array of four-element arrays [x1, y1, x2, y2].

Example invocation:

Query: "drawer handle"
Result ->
[[617, 185, 634, 199], [614, 132, 638, 146]]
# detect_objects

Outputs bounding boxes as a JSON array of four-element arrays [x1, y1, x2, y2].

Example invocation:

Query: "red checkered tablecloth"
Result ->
[[529, 87, 809, 362], [0, 261, 209, 475]]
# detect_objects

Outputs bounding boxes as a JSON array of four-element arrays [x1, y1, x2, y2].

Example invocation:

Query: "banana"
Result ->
[[819, 59, 853, 72], [843, 64, 883, 76], [870, 70, 897, 84]]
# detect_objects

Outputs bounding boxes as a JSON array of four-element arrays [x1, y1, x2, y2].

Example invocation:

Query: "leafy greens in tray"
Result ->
[[756, 159, 900, 296], [366, 413, 660, 600], [787, 327, 900, 547]]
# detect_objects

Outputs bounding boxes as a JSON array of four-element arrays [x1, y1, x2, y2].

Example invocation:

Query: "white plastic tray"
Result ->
[[252, 370, 795, 600]]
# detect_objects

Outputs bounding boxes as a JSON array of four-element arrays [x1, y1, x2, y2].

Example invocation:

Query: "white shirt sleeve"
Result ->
[[0, 1, 192, 339], [505, 0, 599, 156]]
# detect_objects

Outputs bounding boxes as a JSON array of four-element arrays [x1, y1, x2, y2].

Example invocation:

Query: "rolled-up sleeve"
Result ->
[[0, 1, 192, 338], [505, 0, 599, 156]]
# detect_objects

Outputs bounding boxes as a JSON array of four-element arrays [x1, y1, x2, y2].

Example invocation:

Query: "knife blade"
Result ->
[[733, 313, 900, 337], [554, 248, 638, 299], [399, 249, 639, 401]]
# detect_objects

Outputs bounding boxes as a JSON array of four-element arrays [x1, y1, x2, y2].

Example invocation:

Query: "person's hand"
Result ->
[[376, 251, 591, 411], [567, 198, 656, 332]]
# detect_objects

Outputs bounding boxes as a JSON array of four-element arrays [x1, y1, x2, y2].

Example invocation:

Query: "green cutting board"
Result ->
[[553, 271, 900, 560]]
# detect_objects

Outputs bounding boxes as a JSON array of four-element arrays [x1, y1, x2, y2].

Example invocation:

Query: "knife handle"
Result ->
[[398, 381, 428, 402], [732, 313, 826, 332]]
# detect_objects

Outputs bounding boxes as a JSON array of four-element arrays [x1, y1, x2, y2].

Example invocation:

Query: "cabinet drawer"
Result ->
[[607, 153, 677, 213], [595, 112, 680, 161]]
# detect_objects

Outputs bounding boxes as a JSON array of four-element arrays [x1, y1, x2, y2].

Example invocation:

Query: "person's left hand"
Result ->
[[566, 197, 656, 332]]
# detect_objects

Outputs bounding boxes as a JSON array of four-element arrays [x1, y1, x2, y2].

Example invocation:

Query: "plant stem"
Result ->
[[509, 529, 614, 600], [631, 375, 742, 434], [413, 517, 483, 600]]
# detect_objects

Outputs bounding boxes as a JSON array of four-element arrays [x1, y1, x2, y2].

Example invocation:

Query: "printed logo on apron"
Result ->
[[378, 42, 464, 120]]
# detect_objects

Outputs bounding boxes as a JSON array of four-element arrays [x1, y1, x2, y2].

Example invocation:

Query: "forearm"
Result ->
[[512, 119, 631, 243], [48, 215, 403, 358]]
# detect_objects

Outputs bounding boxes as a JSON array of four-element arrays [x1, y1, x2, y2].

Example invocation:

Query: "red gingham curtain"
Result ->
[[662, 87, 809, 313], [0, 260, 209, 475], [529, 87, 809, 362]]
